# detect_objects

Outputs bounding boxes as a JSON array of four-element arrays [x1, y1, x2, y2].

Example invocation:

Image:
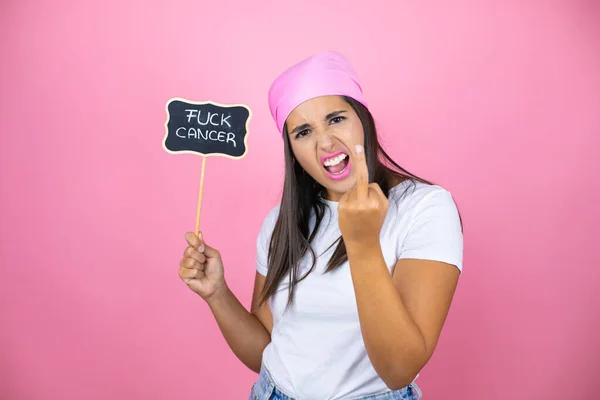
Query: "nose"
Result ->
[[315, 127, 336, 152]]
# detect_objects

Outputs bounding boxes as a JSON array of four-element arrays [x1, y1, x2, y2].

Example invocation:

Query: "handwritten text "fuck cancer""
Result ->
[[175, 109, 237, 147]]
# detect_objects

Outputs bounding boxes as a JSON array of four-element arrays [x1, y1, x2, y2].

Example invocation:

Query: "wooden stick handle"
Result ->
[[195, 156, 207, 236]]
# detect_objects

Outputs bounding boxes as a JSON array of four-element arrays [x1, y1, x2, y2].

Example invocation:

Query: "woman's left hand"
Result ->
[[338, 144, 389, 248]]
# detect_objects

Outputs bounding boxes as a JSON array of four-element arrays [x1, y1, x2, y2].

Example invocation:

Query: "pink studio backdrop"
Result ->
[[1, 1, 599, 399]]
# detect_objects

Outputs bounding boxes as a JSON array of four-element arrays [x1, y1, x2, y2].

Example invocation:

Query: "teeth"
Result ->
[[324, 153, 347, 167]]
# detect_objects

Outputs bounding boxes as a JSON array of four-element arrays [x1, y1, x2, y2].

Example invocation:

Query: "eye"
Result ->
[[330, 116, 345, 124], [295, 129, 310, 139]]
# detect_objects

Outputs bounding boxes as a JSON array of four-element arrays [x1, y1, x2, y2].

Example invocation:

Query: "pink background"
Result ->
[[1, 1, 599, 399]]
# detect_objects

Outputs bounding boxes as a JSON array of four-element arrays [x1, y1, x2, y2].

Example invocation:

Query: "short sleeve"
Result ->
[[256, 205, 280, 276], [397, 189, 464, 272]]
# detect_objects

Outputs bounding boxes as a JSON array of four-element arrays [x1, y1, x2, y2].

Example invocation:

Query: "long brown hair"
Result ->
[[259, 96, 445, 309]]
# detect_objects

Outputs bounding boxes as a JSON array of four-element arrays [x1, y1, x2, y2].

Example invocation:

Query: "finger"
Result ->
[[188, 231, 220, 259], [199, 235, 221, 259], [338, 188, 352, 209], [368, 182, 387, 201], [185, 232, 201, 249], [191, 269, 205, 280], [180, 257, 202, 270], [179, 265, 200, 280], [352, 144, 369, 200], [183, 246, 206, 264], [346, 185, 357, 204]]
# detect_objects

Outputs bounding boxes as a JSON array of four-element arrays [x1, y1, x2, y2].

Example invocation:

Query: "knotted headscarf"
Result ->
[[268, 51, 368, 134]]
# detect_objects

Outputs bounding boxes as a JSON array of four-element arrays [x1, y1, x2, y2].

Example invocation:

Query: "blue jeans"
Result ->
[[248, 364, 422, 400]]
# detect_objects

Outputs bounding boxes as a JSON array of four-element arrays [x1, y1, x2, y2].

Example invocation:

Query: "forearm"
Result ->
[[206, 285, 271, 373], [346, 242, 426, 389]]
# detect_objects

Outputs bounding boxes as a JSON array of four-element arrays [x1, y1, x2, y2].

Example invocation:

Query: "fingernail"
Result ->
[[355, 144, 363, 154]]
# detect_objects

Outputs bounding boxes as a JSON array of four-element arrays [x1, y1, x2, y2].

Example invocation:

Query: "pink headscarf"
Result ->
[[267, 51, 368, 134]]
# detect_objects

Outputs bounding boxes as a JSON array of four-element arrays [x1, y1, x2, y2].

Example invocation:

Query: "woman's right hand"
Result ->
[[179, 232, 226, 302]]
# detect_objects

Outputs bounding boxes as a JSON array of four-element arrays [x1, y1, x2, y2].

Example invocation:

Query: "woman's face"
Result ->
[[285, 95, 365, 202]]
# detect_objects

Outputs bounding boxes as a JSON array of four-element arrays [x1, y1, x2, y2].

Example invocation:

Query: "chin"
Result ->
[[321, 178, 356, 197]]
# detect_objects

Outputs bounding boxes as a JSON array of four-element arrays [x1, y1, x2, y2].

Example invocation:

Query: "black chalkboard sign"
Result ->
[[163, 98, 251, 159], [163, 97, 252, 236]]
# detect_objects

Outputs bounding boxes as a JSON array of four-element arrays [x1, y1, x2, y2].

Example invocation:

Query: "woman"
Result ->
[[178, 51, 463, 400]]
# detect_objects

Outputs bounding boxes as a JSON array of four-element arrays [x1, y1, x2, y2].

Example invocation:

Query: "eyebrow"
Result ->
[[288, 110, 348, 135]]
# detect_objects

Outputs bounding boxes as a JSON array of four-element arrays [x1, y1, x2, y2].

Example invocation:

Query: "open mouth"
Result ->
[[322, 151, 351, 180]]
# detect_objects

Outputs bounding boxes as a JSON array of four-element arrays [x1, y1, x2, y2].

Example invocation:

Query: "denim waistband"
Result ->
[[249, 364, 422, 400]]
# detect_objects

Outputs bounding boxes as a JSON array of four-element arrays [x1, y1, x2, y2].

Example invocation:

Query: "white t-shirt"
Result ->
[[255, 180, 463, 400]]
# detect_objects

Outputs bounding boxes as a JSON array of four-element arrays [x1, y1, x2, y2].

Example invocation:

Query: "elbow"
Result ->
[[244, 357, 264, 374], [250, 364, 262, 374], [377, 349, 426, 390], [368, 335, 429, 390], [385, 378, 414, 390], [382, 372, 419, 391]]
